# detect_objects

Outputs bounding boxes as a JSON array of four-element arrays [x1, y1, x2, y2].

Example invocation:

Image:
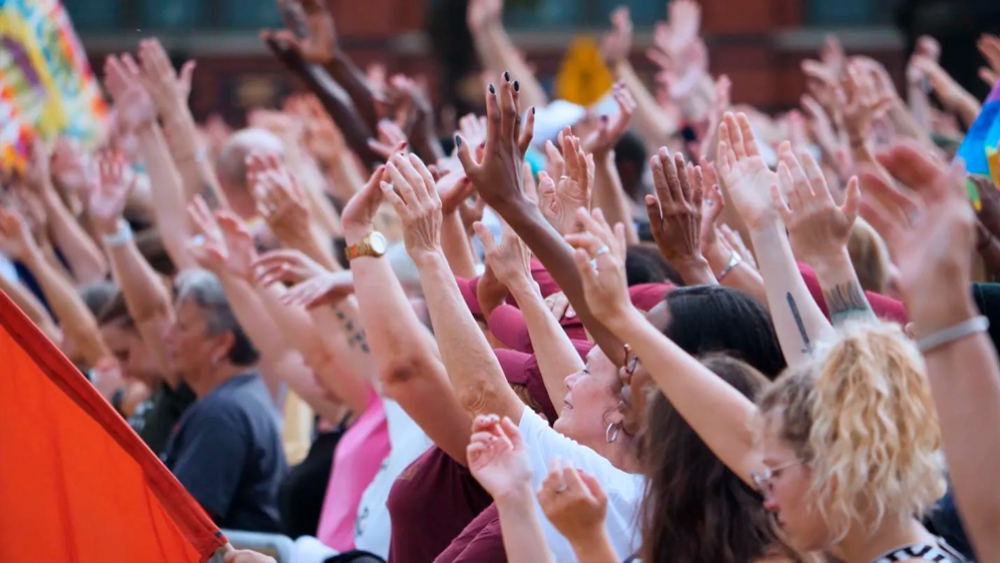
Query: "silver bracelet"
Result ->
[[716, 250, 742, 281], [101, 219, 133, 248], [916, 316, 990, 353]]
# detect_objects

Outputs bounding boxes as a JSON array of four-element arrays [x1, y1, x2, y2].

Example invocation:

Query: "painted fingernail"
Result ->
[[503, 71, 510, 82], [455, 135, 462, 147], [489, 83, 495, 94], [513, 80, 520, 92], [531, 107, 536, 115]]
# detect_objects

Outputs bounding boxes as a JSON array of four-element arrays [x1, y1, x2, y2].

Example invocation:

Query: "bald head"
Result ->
[[216, 128, 285, 195]]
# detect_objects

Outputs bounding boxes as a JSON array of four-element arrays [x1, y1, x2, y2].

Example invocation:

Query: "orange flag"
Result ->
[[0, 291, 228, 563]]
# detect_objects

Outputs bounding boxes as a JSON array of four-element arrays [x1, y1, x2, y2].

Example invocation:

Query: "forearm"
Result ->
[[592, 154, 638, 245], [351, 250, 473, 462], [610, 306, 760, 486], [42, 191, 108, 283], [415, 251, 523, 420], [748, 222, 832, 365], [924, 317, 1000, 560], [323, 52, 380, 133], [494, 196, 625, 365], [908, 82, 933, 133], [704, 240, 765, 303], [494, 490, 555, 563], [508, 278, 584, 412], [0, 274, 60, 341], [887, 98, 933, 147], [811, 249, 875, 325], [949, 92, 982, 129], [265, 40, 382, 168], [280, 223, 341, 272], [161, 117, 229, 209], [568, 533, 619, 563], [307, 299, 377, 385], [296, 157, 343, 236], [262, 351, 349, 423], [440, 211, 478, 278], [23, 251, 109, 367], [613, 60, 677, 148], [135, 125, 197, 271]]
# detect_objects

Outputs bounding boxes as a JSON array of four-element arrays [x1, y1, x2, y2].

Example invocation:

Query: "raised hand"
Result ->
[[476, 219, 532, 289], [977, 34, 1000, 86], [455, 73, 535, 209], [368, 120, 409, 161], [601, 6, 633, 65], [466, 0, 503, 32], [341, 166, 388, 241], [135, 39, 194, 117], [89, 151, 135, 236], [716, 112, 780, 231], [281, 270, 356, 309], [380, 153, 443, 261], [801, 59, 842, 121], [266, 0, 337, 64], [840, 62, 893, 141], [536, 459, 609, 546], [467, 414, 533, 501], [103, 54, 157, 133], [247, 153, 312, 246], [645, 148, 705, 266], [771, 150, 861, 269], [859, 141, 975, 330], [23, 138, 56, 194], [186, 195, 230, 272], [0, 206, 39, 261], [434, 161, 476, 215], [582, 84, 636, 158], [820, 34, 847, 77], [565, 207, 629, 323], [655, 0, 701, 57], [253, 249, 329, 287], [538, 129, 593, 235], [456, 114, 488, 151]]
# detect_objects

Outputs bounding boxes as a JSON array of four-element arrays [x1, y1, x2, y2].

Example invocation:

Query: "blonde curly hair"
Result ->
[[758, 321, 946, 544]]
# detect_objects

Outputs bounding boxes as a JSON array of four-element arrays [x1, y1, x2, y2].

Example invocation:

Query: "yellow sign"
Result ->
[[554, 36, 613, 106]]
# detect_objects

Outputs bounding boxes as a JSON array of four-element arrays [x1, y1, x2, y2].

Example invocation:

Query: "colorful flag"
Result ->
[[0, 0, 107, 173], [0, 291, 227, 563], [956, 81, 1000, 186]]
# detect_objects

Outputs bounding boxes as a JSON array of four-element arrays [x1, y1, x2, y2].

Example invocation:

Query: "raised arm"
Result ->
[[457, 75, 626, 366], [90, 152, 179, 387], [382, 152, 525, 423], [566, 205, 761, 487], [583, 84, 639, 245], [0, 207, 109, 368], [716, 113, 832, 365], [467, 0, 548, 111], [0, 269, 60, 342], [860, 141, 1000, 560], [25, 141, 108, 284], [135, 39, 228, 210], [476, 220, 584, 412], [342, 166, 473, 463]]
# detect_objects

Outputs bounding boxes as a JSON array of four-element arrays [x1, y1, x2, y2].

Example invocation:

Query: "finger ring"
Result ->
[[589, 258, 599, 271], [554, 483, 567, 493], [595, 245, 610, 256]]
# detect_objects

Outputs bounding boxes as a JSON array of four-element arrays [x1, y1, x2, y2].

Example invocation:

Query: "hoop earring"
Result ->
[[605, 422, 620, 443]]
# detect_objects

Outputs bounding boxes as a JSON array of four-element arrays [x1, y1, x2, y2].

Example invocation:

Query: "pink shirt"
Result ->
[[316, 388, 390, 551]]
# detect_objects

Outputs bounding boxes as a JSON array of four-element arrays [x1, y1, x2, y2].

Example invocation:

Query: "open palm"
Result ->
[[467, 415, 532, 499], [716, 112, 779, 231]]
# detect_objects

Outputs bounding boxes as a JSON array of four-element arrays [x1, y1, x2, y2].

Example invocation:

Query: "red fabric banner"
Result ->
[[0, 290, 227, 563]]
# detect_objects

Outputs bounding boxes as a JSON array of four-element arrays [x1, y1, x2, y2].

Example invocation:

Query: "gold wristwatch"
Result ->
[[346, 231, 388, 260]]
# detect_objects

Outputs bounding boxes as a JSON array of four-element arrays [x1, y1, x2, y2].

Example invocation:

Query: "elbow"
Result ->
[[379, 356, 426, 388], [457, 379, 501, 418]]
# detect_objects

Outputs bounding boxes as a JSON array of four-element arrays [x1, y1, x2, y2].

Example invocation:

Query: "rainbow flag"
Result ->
[[0, 0, 107, 173]]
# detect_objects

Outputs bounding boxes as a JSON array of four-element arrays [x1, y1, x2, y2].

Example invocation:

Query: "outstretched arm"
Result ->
[[468, 0, 548, 111]]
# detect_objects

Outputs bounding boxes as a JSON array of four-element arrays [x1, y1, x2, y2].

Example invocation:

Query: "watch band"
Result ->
[[101, 220, 133, 248]]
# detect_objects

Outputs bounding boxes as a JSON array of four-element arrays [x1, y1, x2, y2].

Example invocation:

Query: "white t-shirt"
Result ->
[[518, 406, 645, 562], [352, 399, 434, 558]]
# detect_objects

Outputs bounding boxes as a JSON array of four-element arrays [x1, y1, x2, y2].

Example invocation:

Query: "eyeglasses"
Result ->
[[623, 344, 639, 376], [751, 459, 803, 494]]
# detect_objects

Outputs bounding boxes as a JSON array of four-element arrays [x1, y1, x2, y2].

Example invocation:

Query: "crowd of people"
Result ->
[[2, 0, 1000, 562]]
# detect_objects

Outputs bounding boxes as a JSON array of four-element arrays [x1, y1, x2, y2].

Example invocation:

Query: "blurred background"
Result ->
[[65, 0, 999, 124]]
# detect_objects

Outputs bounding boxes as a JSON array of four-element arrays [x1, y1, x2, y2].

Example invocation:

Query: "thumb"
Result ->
[[538, 171, 556, 197], [179, 60, 196, 84], [473, 221, 497, 254], [578, 470, 607, 506], [454, 135, 479, 178], [644, 194, 661, 224], [500, 417, 524, 449], [841, 176, 861, 223]]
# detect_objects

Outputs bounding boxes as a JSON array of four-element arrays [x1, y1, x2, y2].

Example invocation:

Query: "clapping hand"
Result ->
[[456, 73, 535, 208], [601, 7, 633, 65], [566, 208, 629, 324], [253, 248, 355, 309], [186, 196, 255, 280], [840, 61, 893, 141], [103, 55, 158, 134], [859, 141, 975, 330], [645, 148, 706, 267], [380, 153, 443, 262], [539, 129, 594, 235], [265, 0, 337, 64], [135, 39, 195, 118], [476, 219, 533, 291], [582, 84, 636, 158], [368, 120, 409, 161], [467, 414, 533, 502], [772, 149, 860, 269], [536, 459, 609, 546], [247, 153, 312, 247]]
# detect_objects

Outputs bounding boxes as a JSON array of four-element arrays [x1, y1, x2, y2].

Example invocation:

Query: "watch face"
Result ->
[[369, 232, 388, 255]]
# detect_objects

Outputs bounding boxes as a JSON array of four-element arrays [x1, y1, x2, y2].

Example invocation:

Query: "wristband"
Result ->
[[101, 220, 133, 248], [916, 316, 990, 354], [716, 250, 742, 281]]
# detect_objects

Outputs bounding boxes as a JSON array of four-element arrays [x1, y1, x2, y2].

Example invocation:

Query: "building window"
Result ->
[[64, 0, 282, 31], [805, 0, 892, 25]]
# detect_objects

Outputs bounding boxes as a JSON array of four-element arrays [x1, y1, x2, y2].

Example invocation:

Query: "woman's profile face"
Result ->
[[554, 347, 622, 447], [760, 418, 828, 553]]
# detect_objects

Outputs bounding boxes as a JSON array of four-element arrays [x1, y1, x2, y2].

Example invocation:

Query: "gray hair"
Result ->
[[216, 128, 285, 191], [174, 269, 260, 366]]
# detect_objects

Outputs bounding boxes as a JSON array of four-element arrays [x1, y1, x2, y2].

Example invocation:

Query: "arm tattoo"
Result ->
[[335, 309, 370, 354], [822, 281, 874, 325], [787, 292, 811, 354]]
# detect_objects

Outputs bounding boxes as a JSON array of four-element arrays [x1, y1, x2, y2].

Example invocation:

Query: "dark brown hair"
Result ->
[[636, 354, 775, 563]]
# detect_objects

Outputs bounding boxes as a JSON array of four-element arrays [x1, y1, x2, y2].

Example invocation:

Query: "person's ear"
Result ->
[[211, 331, 236, 365]]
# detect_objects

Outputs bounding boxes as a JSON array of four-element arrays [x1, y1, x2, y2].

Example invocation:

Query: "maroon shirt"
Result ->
[[387, 447, 493, 563], [435, 504, 506, 563]]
